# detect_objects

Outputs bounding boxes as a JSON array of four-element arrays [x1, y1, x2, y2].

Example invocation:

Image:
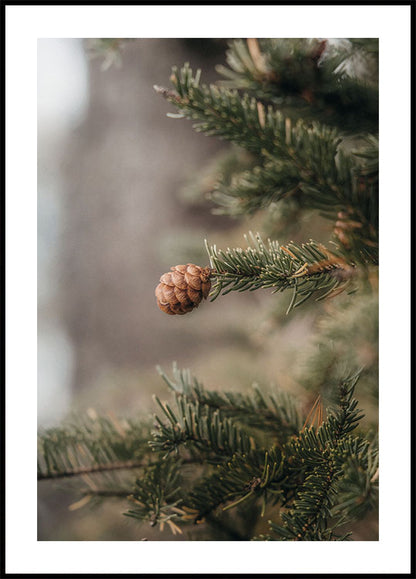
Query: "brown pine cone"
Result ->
[[155, 264, 212, 315]]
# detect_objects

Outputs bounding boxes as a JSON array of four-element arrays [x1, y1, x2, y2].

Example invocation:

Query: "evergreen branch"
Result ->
[[156, 63, 356, 168], [157, 363, 302, 437], [155, 67, 279, 155], [217, 39, 378, 132], [270, 463, 342, 540], [270, 373, 371, 540], [332, 437, 379, 522], [37, 38, 379, 542], [156, 64, 378, 261], [150, 393, 256, 458], [125, 457, 185, 534], [38, 414, 151, 481], [183, 448, 286, 522], [324, 371, 365, 439], [270, 433, 377, 540], [147, 367, 375, 538], [37, 459, 147, 481], [211, 136, 378, 233], [206, 232, 357, 312], [211, 159, 300, 216]]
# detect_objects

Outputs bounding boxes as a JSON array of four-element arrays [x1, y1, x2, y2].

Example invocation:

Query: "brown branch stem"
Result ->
[[37, 460, 147, 481], [38, 456, 199, 482]]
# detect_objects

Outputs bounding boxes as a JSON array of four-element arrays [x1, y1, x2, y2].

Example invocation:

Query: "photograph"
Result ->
[[4, 3, 412, 576], [37, 35, 380, 542]]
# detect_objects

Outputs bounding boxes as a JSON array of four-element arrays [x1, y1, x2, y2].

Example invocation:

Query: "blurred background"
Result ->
[[37, 38, 378, 540]]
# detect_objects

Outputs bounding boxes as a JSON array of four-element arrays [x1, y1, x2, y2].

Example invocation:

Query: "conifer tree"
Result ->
[[38, 38, 379, 541]]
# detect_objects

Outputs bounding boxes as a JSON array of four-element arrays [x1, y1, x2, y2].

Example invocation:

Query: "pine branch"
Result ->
[[211, 157, 301, 216], [270, 463, 343, 540], [37, 38, 379, 542], [270, 372, 373, 540], [150, 393, 256, 458], [38, 414, 151, 481], [332, 437, 379, 522], [156, 65, 339, 160], [145, 366, 299, 525], [125, 457, 185, 535], [155, 68, 277, 155], [184, 448, 287, 522], [37, 459, 148, 481], [211, 134, 378, 228], [206, 232, 357, 312], [156, 64, 378, 263], [216, 39, 378, 132], [157, 363, 302, 437], [59, 367, 376, 538]]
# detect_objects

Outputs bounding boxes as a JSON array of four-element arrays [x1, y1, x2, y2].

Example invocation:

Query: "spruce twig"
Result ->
[[205, 232, 357, 311]]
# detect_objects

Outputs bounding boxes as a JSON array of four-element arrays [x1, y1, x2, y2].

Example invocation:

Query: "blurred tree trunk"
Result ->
[[60, 39, 226, 393]]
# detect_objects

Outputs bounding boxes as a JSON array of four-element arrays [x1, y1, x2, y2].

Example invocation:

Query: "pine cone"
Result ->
[[155, 264, 212, 315]]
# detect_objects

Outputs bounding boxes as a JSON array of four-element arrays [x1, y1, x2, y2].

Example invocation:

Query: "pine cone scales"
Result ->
[[155, 264, 212, 315]]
